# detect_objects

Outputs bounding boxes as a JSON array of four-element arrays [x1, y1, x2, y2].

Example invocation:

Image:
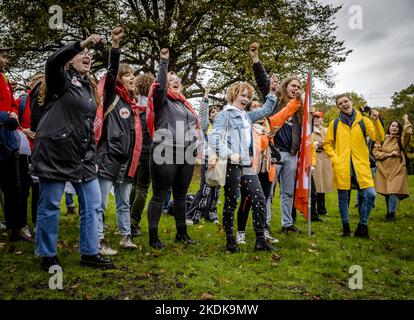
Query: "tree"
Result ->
[[1, 0, 351, 100]]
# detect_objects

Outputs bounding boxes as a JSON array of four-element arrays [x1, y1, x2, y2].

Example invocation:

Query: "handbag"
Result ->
[[205, 113, 229, 187]]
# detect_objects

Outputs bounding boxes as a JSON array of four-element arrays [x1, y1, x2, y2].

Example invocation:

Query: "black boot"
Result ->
[[131, 224, 142, 237], [385, 212, 395, 222], [41, 256, 63, 272], [149, 228, 165, 249], [175, 225, 197, 245], [341, 223, 351, 237], [354, 223, 370, 239], [80, 254, 114, 269], [255, 230, 276, 251], [226, 234, 239, 253]]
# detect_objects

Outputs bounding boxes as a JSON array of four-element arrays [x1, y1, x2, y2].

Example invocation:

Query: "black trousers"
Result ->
[[316, 193, 327, 215], [0, 151, 23, 230], [237, 171, 272, 232], [147, 148, 195, 230], [18, 154, 32, 227], [223, 164, 266, 237], [130, 151, 151, 227]]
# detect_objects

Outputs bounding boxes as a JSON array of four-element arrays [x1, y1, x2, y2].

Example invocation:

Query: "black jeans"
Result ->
[[0, 151, 23, 231], [316, 193, 327, 215], [237, 171, 272, 232], [187, 163, 220, 222], [147, 148, 195, 230], [130, 151, 151, 227], [223, 164, 266, 237]]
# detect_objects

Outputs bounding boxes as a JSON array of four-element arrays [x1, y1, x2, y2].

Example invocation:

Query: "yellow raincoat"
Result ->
[[323, 111, 384, 190]]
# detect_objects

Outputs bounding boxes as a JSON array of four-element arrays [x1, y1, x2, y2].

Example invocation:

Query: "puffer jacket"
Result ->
[[31, 41, 98, 183]]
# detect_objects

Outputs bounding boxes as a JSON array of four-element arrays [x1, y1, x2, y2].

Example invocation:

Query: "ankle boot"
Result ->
[[254, 230, 276, 251], [175, 225, 196, 245], [226, 234, 239, 253], [341, 223, 351, 237], [354, 223, 370, 239], [386, 212, 395, 222], [149, 228, 165, 249]]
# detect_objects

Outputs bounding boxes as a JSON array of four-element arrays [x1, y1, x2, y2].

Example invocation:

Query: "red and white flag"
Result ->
[[294, 72, 312, 220]]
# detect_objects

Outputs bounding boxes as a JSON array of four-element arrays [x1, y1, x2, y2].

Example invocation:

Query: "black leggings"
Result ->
[[237, 171, 272, 232], [223, 164, 266, 236], [147, 151, 195, 230]]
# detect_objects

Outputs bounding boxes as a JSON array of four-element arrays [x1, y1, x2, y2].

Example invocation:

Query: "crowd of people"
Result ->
[[0, 27, 412, 272]]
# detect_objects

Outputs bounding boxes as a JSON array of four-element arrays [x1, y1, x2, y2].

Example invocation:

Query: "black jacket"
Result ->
[[253, 61, 301, 154], [31, 42, 98, 183], [152, 58, 197, 148], [96, 48, 136, 183]]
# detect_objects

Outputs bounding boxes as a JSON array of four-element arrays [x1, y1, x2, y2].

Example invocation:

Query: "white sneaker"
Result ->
[[236, 231, 246, 245], [186, 219, 194, 226], [264, 230, 279, 244], [21, 225, 32, 239], [119, 235, 137, 250], [0, 221, 6, 230], [99, 239, 118, 256]]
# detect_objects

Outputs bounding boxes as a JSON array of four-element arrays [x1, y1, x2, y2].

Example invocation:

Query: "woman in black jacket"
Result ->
[[146, 48, 199, 249], [95, 27, 142, 255], [31, 34, 114, 271]]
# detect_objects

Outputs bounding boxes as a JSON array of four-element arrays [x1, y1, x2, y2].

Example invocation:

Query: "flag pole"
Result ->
[[308, 70, 313, 237]]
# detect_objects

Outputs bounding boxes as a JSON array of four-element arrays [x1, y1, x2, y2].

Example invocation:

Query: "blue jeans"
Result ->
[[338, 187, 376, 225], [35, 178, 101, 257], [276, 152, 298, 227], [97, 177, 132, 239], [385, 194, 399, 213]]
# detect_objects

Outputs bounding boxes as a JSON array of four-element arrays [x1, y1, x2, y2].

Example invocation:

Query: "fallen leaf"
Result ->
[[307, 248, 319, 255], [70, 283, 81, 289], [196, 225, 204, 229], [0, 242, 6, 249], [254, 256, 260, 261], [10, 268, 17, 273], [15, 251, 22, 255], [373, 269, 380, 274], [83, 294, 92, 300], [311, 243, 317, 249], [123, 297, 130, 300], [164, 228, 171, 234], [271, 254, 281, 265], [201, 293, 213, 300]]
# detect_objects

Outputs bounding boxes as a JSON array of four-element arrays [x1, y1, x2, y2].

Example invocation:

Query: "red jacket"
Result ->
[[16, 91, 34, 149], [0, 73, 18, 113]]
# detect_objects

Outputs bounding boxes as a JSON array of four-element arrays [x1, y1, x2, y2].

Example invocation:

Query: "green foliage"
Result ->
[[0, 0, 350, 98], [1, 173, 414, 300]]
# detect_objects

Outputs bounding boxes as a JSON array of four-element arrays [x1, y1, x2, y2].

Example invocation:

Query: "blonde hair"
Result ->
[[226, 81, 254, 104]]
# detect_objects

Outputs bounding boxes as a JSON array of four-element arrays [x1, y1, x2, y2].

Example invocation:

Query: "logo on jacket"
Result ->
[[71, 76, 82, 87], [119, 107, 130, 119]]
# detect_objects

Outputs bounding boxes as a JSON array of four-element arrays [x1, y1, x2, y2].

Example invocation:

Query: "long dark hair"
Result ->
[[386, 120, 404, 152]]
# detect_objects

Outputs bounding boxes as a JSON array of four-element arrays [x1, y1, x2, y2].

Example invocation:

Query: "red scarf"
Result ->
[[115, 81, 143, 178], [146, 81, 199, 138]]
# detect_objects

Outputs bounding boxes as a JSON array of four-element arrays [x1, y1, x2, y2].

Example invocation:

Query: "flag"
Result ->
[[294, 72, 312, 220]]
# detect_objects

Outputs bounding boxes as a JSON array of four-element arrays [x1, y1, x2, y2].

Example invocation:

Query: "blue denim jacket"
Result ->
[[208, 94, 276, 166]]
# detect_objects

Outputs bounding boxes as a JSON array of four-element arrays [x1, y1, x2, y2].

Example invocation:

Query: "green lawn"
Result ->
[[1, 171, 413, 300]]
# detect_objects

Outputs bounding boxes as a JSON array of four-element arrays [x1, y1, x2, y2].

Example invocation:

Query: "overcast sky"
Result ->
[[318, 0, 414, 107]]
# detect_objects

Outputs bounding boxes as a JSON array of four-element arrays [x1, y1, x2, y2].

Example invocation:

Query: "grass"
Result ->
[[0, 170, 413, 300]]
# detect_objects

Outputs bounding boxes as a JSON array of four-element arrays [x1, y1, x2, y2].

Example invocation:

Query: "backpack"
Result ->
[[333, 117, 376, 168]]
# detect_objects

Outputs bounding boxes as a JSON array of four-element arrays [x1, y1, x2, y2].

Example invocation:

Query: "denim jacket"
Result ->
[[208, 94, 276, 166]]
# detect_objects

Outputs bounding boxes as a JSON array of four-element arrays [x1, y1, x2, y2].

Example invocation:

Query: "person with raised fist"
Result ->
[[95, 27, 143, 255], [146, 47, 200, 249], [31, 33, 114, 271]]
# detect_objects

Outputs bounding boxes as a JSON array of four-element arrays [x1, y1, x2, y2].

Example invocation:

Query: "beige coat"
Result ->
[[373, 120, 412, 199], [313, 126, 334, 193]]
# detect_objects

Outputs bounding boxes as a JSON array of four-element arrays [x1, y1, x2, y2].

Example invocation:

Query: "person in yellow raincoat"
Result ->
[[323, 94, 384, 238]]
